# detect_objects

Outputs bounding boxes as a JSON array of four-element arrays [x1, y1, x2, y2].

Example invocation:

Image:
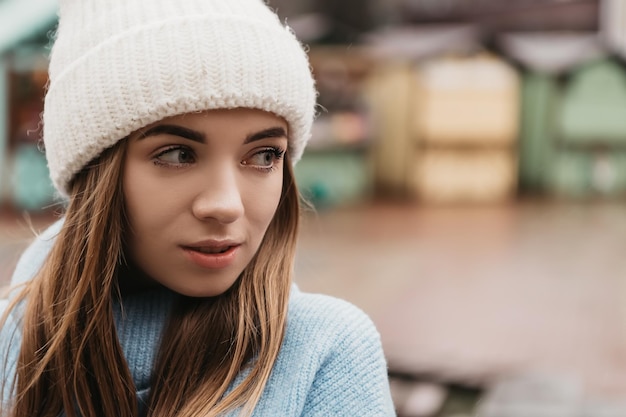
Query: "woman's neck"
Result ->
[[115, 261, 162, 296]]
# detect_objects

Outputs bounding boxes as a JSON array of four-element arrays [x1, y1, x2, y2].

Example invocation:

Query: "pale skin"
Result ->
[[123, 108, 289, 297]]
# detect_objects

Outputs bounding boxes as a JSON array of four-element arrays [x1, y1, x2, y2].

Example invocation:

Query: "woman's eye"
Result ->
[[154, 147, 195, 166], [244, 148, 285, 170]]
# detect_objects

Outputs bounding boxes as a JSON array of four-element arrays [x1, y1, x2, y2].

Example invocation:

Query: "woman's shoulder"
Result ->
[[260, 286, 396, 416], [10, 218, 63, 287], [284, 285, 385, 364], [287, 286, 379, 338], [0, 219, 61, 346]]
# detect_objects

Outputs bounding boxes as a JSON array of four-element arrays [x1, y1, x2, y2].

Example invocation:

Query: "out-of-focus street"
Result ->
[[295, 201, 626, 405], [4, 200, 626, 415]]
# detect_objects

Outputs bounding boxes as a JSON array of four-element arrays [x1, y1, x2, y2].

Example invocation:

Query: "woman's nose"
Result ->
[[191, 168, 244, 224]]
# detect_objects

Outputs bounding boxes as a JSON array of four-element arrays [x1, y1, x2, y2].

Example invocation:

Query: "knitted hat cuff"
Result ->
[[44, 13, 316, 195]]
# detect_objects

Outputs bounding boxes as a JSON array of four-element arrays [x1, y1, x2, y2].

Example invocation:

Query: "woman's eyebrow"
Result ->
[[138, 125, 205, 143], [244, 127, 288, 144]]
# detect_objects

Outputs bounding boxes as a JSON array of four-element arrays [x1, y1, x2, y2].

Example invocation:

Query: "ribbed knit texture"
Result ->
[[0, 221, 396, 416], [44, 0, 317, 196]]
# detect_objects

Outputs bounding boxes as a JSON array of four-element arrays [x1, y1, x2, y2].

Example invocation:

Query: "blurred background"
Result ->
[[3, 0, 626, 415]]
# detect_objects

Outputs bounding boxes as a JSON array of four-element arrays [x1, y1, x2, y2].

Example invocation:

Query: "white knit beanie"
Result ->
[[43, 0, 317, 196]]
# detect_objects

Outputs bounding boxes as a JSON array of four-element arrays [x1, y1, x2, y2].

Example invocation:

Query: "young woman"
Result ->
[[0, 0, 395, 416]]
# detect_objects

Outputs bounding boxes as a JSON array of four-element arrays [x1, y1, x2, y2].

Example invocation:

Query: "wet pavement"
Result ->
[[294, 200, 626, 413], [3, 200, 626, 415]]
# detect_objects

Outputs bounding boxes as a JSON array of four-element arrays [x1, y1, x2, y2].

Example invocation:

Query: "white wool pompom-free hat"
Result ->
[[43, 0, 317, 196]]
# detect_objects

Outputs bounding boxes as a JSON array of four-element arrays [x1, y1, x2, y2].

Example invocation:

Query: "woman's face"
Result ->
[[123, 108, 288, 297]]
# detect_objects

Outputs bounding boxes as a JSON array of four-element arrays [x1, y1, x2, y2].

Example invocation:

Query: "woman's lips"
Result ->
[[182, 245, 240, 269]]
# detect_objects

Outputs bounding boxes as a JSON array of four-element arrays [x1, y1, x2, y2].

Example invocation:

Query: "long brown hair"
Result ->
[[1, 136, 300, 417]]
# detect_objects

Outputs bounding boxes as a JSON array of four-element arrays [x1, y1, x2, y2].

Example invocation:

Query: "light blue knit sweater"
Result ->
[[0, 220, 396, 416]]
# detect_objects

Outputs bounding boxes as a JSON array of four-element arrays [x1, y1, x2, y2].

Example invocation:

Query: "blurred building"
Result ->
[[5, 0, 626, 211], [0, 0, 57, 212]]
